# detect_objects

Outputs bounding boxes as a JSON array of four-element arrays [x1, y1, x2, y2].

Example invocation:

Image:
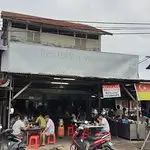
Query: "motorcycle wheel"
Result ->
[[70, 144, 78, 150]]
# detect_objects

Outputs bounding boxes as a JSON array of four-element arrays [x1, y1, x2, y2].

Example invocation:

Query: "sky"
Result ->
[[1, 0, 150, 79]]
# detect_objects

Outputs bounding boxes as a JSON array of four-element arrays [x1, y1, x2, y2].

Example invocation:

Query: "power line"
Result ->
[[139, 58, 150, 64], [67, 20, 150, 25], [114, 32, 150, 35], [96, 27, 150, 30]]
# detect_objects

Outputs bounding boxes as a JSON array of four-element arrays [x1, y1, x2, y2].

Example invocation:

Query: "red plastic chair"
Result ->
[[47, 133, 56, 144], [83, 128, 90, 138], [67, 125, 74, 136], [28, 135, 40, 149]]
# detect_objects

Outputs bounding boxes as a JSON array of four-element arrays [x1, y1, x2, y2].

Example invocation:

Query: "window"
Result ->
[[75, 38, 80, 48], [27, 31, 33, 42], [42, 27, 58, 34], [28, 24, 40, 31], [59, 30, 74, 37], [87, 34, 99, 40], [76, 33, 86, 38], [75, 38, 86, 49], [34, 32, 40, 43], [80, 39, 86, 49], [27, 31, 40, 43], [12, 22, 26, 29]]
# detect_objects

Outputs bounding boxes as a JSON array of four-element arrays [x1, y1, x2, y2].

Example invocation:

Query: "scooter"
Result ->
[[70, 126, 115, 150], [0, 128, 25, 150]]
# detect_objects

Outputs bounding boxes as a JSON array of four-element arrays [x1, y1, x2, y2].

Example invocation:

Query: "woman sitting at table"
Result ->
[[42, 115, 55, 146], [97, 113, 110, 134], [35, 112, 46, 130]]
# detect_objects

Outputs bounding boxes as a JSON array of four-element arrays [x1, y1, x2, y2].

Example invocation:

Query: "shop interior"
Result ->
[[11, 74, 138, 121], [0, 73, 148, 140]]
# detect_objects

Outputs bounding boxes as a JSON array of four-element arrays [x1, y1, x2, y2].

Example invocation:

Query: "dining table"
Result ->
[[25, 127, 42, 145]]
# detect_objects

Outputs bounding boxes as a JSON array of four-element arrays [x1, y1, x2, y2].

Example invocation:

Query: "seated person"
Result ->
[[12, 115, 29, 140], [42, 115, 55, 145], [115, 105, 123, 119], [71, 113, 77, 122], [35, 113, 46, 130], [77, 107, 86, 121], [97, 114, 110, 134]]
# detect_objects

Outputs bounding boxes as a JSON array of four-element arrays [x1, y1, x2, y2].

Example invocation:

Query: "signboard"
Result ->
[[1, 42, 139, 79], [102, 84, 121, 98], [135, 84, 150, 101]]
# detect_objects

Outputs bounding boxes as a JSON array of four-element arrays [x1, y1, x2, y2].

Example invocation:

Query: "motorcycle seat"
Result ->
[[87, 136, 103, 141]]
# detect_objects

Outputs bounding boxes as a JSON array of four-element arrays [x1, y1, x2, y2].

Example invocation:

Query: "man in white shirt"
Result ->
[[42, 115, 55, 145], [97, 114, 110, 133], [115, 105, 123, 119], [12, 115, 28, 138]]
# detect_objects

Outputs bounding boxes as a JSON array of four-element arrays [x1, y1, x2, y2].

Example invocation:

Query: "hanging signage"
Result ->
[[135, 84, 150, 101], [0, 79, 10, 87], [102, 84, 121, 98]]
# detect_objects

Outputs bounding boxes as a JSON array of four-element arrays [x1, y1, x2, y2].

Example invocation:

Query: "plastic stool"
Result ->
[[84, 128, 90, 136], [67, 126, 74, 136], [28, 135, 40, 149], [47, 133, 56, 144]]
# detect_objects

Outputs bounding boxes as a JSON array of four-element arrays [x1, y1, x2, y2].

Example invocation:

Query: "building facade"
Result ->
[[0, 11, 139, 128], [0, 11, 112, 127], [0, 11, 111, 52]]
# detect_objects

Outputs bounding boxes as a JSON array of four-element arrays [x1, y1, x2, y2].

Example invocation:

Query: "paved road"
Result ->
[[28, 138, 150, 150]]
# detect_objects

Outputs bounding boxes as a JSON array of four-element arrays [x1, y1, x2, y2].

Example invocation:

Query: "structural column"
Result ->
[[7, 77, 12, 128], [98, 92, 101, 113]]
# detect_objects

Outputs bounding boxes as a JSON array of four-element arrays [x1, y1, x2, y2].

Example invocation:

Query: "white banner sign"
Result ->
[[1, 42, 139, 79], [102, 84, 121, 98]]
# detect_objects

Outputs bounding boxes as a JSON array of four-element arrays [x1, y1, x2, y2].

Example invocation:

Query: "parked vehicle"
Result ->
[[0, 128, 25, 150], [70, 126, 115, 150]]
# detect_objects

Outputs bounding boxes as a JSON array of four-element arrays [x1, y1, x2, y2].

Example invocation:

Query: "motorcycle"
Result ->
[[70, 125, 115, 150], [0, 128, 25, 150]]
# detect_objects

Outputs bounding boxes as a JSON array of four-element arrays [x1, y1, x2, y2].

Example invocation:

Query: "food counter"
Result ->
[[108, 119, 146, 140]]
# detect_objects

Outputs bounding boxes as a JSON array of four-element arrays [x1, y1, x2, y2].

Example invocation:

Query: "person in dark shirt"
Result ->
[[77, 107, 86, 121]]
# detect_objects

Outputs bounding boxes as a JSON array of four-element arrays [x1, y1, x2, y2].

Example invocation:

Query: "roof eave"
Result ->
[[1, 13, 112, 36]]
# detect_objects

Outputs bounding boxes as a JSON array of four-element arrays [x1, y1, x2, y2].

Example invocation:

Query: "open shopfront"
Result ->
[[2, 73, 147, 140], [0, 41, 142, 139]]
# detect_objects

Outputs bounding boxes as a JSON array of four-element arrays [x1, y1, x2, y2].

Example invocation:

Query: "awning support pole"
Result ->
[[7, 77, 12, 129], [141, 130, 150, 150], [11, 82, 32, 102], [121, 84, 140, 140], [121, 84, 137, 103]]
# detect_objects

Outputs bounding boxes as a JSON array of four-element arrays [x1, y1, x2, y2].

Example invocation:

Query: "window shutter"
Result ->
[[34, 32, 40, 43], [27, 31, 33, 42]]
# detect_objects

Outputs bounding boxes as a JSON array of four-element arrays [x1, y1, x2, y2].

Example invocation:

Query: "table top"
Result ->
[[81, 125, 103, 129], [26, 128, 41, 132]]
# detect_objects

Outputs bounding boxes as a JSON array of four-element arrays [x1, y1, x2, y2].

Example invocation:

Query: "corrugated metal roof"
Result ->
[[1, 11, 112, 35]]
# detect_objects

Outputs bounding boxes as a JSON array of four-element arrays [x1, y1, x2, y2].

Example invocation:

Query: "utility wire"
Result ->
[[139, 58, 149, 64], [114, 32, 150, 35], [67, 20, 150, 25]]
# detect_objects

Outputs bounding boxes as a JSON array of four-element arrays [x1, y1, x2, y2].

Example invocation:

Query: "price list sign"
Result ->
[[102, 84, 121, 98]]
